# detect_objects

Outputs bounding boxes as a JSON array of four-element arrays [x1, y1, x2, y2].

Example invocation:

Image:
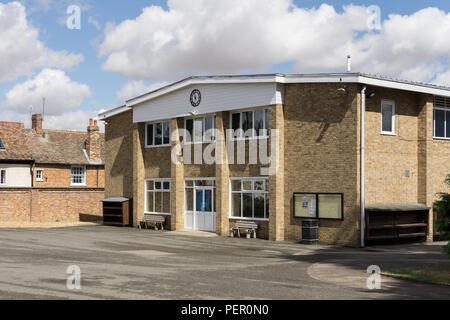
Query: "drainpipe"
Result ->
[[361, 86, 367, 248]]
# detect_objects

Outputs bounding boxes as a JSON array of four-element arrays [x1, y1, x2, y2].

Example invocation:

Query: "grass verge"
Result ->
[[382, 265, 450, 286]]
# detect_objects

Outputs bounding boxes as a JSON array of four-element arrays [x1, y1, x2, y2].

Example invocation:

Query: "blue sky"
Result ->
[[1, 0, 450, 130]]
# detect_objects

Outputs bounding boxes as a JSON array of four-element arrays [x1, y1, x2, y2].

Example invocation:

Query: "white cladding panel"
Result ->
[[133, 83, 281, 123], [0, 164, 31, 187]]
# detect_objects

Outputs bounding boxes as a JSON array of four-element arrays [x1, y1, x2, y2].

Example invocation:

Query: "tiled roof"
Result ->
[[0, 122, 104, 165]]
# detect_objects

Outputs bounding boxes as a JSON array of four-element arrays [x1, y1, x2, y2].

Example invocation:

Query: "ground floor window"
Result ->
[[294, 193, 343, 220], [0, 169, 6, 185], [230, 178, 269, 220], [434, 96, 450, 138], [145, 179, 171, 215]]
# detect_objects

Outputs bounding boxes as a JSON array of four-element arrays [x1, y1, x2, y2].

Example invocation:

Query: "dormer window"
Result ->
[[0, 138, 5, 150]]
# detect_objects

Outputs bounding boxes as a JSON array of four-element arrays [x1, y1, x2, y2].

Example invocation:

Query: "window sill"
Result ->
[[229, 217, 269, 222], [230, 136, 269, 142], [70, 184, 87, 187], [183, 141, 216, 145], [144, 212, 172, 216], [145, 144, 171, 149], [380, 132, 396, 136], [433, 136, 450, 141]]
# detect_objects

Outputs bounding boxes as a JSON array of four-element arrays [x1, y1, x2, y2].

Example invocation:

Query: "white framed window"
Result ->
[[145, 179, 171, 215], [70, 166, 86, 186], [230, 177, 269, 220], [0, 138, 5, 150], [381, 100, 396, 135], [184, 116, 216, 143], [146, 121, 171, 147], [0, 169, 6, 186], [434, 96, 450, 139], [231, 108, 270, 139], [36, 169, 43, 182]]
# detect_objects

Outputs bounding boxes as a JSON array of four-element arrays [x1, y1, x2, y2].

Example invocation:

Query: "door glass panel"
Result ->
[[196, 190, 203, 211], [186, 189, 193, 211], [204, 190, 212, 212]]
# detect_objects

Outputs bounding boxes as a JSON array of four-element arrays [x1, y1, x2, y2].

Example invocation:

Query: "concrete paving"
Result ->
[[0, 225, 448, 300]]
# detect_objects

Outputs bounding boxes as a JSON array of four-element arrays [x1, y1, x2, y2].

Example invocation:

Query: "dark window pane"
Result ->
[[254, 194, 265, 218], [232, 193, 241, 217], [155, 181, 162, 190], [163, 181, 170, 190], [242, 111, 253, 137], [435, 109, 445, 138], [255, 110, 264, 136], [232, 113, 241, 137], [147, 124, 154, 146], [265, 195, 269, 219], [446, 111, 450, 138], [186, 119, 193, 142], [243, 193, 253, 217], [163, 122, 170, 145], [205, 117, 213, 141], [0, 138, 4, 149], [155, 123, 162, 145], [382, 104, 393, 132]]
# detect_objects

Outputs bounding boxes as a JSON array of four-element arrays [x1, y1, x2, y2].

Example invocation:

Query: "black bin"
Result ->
[[301, 219, 318, 244]]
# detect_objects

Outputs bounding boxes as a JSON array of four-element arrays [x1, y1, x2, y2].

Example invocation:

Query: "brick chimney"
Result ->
[[86, 118, 101, 161], [32, 114, 43, 135]]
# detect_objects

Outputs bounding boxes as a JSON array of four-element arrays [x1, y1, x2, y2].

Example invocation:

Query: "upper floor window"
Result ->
[[434, 96, 450, 139], [185, 116, 216, 143], [231, 109, 269, 139], [146, 121, 171, 147], [0, 169, 6, 185], [0, 138, 5, 150], [381, 100, 395, 135], [71, 166, 86, 186], [36, 170, 43, 182]]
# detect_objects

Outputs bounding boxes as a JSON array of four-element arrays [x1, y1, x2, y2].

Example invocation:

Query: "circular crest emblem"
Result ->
[[190, 89, 201, 107]]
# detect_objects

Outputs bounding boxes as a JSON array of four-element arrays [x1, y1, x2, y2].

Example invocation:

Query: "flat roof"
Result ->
[[99, 72, 450, 119]]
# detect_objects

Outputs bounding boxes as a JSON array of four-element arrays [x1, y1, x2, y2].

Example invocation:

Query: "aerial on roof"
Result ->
[[0, 121, 104, 165], [99, 72, 450, 119]]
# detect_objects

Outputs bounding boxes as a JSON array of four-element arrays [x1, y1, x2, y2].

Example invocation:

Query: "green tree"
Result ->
[[434, 175, 450, 255]]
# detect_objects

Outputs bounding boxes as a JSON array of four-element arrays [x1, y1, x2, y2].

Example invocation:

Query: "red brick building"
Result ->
[[0, 114, 105, 222]]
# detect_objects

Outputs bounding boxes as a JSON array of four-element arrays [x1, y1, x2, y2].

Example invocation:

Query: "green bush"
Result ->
[[434, 175, 450, 255]]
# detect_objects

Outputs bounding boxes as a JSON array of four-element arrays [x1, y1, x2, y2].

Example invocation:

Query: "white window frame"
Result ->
[[380, 100, 396, 135], [433, 96, 450, 140], [230, 108, 270, 141], [145, 121, 171, 148], [0, 169, 6, 186], [229, 177, 269, 221], [184, 115, 216, 144], [70, 165, 86, 186], [145, 178, 171, 215], [36, 169, 44, 182]]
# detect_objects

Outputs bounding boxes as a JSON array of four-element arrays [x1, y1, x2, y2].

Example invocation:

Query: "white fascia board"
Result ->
[[359, 75, 450, 97], [126, 75, 280, 107], [98, 105, 131, 120]]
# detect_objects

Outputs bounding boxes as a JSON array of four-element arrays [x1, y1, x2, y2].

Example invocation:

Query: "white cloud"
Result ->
[[3, 68, 91, 116], [98, 0, 450, 85], [116, 80, 169, 102], [0, 2, 83, 82], [88, 16, 101, 30]]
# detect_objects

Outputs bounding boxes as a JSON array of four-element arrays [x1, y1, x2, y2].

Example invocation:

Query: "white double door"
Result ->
[[185, 183, 216, 232]]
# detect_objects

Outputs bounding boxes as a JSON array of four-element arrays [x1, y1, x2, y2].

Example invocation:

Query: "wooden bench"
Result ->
[[230, 221, 258, 239], [139, 214, 166, 230]]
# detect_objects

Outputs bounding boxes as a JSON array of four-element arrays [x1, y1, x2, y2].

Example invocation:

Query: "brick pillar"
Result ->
[[133, 123, 145, 227], [215, 112, 230, 236], [418, 95, 434, 242], [171, 118, 185, 231], [269, 104, 285, 241]]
